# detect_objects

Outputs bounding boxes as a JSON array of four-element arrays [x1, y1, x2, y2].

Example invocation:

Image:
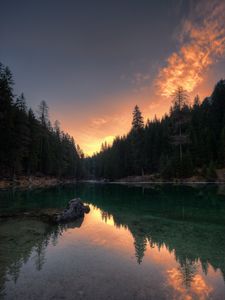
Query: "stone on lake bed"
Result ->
[[53, 198, 90, 223], [0, 198, 90, 224]]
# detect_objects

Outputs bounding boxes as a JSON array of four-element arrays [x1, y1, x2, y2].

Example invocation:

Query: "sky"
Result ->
[[1, 0, 225, 155]]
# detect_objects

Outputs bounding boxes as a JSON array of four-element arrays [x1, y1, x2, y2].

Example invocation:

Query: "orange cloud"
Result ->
[[91, 118, 108, 127], [156, 0, 225, 97], [52, 1, 225, 156], [58, 107, 132, 156]]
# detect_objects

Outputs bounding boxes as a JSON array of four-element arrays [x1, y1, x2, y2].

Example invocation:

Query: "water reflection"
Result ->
[[0, 183, 225, 299], [0, 216, 84, 298]]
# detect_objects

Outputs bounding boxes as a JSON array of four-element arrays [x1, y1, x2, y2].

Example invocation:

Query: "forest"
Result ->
[[85, 79, 225, 180], [0, 63, 82, 179], [1, 62, 225, 181]]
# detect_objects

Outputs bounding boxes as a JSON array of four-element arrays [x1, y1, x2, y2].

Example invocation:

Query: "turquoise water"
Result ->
[[0, 183, 225, 299]]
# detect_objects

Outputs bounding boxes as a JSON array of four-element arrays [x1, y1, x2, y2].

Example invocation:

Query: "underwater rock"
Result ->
[[53, 198, 90, 223], [0, 198, 90, 224]]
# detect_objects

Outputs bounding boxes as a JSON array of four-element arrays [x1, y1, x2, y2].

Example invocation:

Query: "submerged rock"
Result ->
[[0, 198, 90, 224], [53, 198, 90, 223]]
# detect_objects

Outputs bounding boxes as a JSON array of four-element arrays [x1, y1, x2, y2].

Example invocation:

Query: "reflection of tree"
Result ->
[[34, 243, 46, 271], [1, 183, 225, 296], [116, 212, 225, 288], [8, 260, 22, 284], [178, 259, 198, 288], [51, 226, 62, 247], [133, 234, 147, 264], [83, 183, 225, 286], [0, 217, 84, 297], [101, 211, 112, 223], [201, 261, 209, 275]]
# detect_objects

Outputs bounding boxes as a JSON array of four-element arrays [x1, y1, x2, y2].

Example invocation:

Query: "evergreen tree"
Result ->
[[206, 161, 217, 182], [0, 62, 82, 179], [85, 80, 225, 181], [170, 86, 190, 164], [130, 105, 145, 175], [132, 105, 144, 131], [13, 94, 30, 174], [38, 100, 49, 127], [1, 61, 225, 182], [0, 65, 15, 176], [27, 109, 40, 175]]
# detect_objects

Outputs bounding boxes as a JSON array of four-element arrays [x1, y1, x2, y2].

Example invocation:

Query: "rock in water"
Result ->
[[54, 198, 90, 223]]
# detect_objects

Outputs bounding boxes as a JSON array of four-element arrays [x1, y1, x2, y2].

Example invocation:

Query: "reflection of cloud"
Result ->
[[167, 266, 213, 300], [156, 0, 225, 97]]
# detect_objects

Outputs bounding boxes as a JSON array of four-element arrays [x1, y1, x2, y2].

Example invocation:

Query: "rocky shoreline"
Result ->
[[0, 176, 77, 190], [1, 171, 225, 191], [109, 168, 225, 184]]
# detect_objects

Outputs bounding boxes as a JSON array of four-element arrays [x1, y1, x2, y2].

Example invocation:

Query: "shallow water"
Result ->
[[0, 183, 225, 299]]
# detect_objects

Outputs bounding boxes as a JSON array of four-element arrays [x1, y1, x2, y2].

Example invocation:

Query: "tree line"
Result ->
[[1, 62, 225, 181], [84, 80, 225, 180], [0, 63, 82, 179]]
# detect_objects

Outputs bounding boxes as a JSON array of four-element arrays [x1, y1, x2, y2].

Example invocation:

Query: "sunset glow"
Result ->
[[156, 0, 225, 97], [69, 0, 225, 154], [167, 266, 213, 300], [58, 205, 224, 300], [2, 0, 225, 155], [2, 2, 225, 299]]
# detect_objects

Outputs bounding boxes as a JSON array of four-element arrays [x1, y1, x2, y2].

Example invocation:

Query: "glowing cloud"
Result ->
[[156, 0, 225, 97], [91, 118, 107, 127]]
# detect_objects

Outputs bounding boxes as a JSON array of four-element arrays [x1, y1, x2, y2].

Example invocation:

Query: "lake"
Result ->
[[0, 183, 225, 299]]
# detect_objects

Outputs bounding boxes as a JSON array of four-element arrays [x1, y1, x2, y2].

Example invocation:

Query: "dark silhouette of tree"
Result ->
[[13, 94, 30, 174], [170, 86, 190, 164], [130, 105, 145, 175], [132, 105, 144, 131], [38, 100, 49, 127], [1, 61, 225, 181], [0, 62, 82, 179], [0, 64, 15, 176], [85, 79, 225, 180]]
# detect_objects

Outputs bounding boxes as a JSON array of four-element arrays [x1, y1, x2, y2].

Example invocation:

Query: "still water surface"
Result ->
[[0, 183, 225, 299]]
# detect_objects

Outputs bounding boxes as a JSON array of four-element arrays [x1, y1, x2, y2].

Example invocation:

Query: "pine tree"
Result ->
[[0, 62, 82, 179], [0, 65, 15, 176], [170, 86, 190, 164], [38, 100, 49, 127], [206, 161, 217, 182], [193, 95, 200, 107], [15, 93, 27, 112], [27, 109, 39, 175], [13, 94, 30, 173], [132, 105, 144, 131]]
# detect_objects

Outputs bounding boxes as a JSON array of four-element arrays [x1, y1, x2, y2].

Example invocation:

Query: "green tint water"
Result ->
[[0, 183, 225, 299]]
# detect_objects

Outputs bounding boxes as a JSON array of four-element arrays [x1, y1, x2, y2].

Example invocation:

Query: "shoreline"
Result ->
[[1, 176, 225, 190], [0, 176, 77, 190], [80, 179, 225, 185]]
